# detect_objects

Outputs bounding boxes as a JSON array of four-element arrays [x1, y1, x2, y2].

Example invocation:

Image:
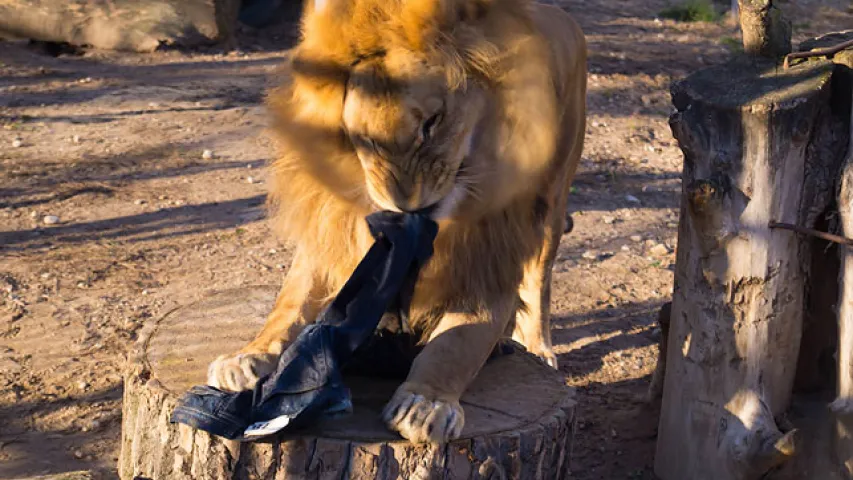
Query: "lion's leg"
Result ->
[[382, 298, 515, 443], [511, 201, 563, 369], [207, 252, 328, 392]]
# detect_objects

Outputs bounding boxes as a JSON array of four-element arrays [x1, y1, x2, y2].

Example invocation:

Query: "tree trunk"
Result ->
[[119, 286, 577, 480], [0, 0, 240, 52], [831, 74, 853, 479], [654, 57, 836, 480], [737, 0, 791, 58]]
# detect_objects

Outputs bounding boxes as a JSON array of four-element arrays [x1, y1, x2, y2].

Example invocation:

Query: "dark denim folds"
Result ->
[[170, 210, 438, 441]]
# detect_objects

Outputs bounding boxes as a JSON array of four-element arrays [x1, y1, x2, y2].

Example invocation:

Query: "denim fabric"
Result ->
[[170, 210, 438, 441]]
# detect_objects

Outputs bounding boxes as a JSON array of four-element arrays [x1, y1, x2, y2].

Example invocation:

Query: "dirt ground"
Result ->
[[1, 1, 851, 479]]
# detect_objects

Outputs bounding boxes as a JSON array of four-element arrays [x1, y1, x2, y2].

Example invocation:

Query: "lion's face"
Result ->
[[342, 50, 485, 217]]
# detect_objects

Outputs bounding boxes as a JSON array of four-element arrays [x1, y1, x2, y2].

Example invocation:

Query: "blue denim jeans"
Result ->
[[170, 210, 438, 441]]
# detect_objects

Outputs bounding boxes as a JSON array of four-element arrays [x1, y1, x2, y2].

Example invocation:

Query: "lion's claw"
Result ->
[[382, 388, 464, 443], [207, 352, 276, 392]]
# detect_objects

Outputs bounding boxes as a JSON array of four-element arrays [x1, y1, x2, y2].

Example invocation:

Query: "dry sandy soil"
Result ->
[[1, 1, 852, 478]]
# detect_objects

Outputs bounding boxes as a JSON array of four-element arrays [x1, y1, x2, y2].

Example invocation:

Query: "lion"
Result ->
[[207, 0, 587, 444]]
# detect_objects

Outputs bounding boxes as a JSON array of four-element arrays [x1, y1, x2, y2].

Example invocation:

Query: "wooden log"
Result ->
[[118, 286, 577, 480], [0, 0, 240, 52], [737, 0, 791, 58], [832, 53, 853, 478], [654, 57, 837, 480]]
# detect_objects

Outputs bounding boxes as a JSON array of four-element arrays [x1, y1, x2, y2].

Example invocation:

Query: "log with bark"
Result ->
[[0, 0, 240, 52], [737, 0, 791, 58], [119, 286, 577, 479], [653, 56, 843, 480]]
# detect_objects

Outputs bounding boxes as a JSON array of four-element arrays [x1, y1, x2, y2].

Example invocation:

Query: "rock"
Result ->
[[630, 235, 643, 243], [74, 449, 84, 459], [83, 420, 101, 432], [582, 250, 599, 260], [621, 245, 631, 252], [12, 138, 23, 148], [77, 380, 89, 390], [650, 243, 670, 256], [72, 135, 81, 144], [603, 215, 616, 224], [201, 149, 214, 160], [625, 194, 641, 204], [30, 211, 39, 219], [246, 176, 256, 184], [43, 215, 60, 225], [134, 199, 146, 205]]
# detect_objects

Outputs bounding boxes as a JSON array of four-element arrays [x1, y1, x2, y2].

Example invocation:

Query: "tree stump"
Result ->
[[0, 0, 240, 52], [119, 286, 577, 480], [654, 56, 842, 480]]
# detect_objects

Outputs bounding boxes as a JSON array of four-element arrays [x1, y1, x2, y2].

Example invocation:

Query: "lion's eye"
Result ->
[[421, 113, 442, 142]]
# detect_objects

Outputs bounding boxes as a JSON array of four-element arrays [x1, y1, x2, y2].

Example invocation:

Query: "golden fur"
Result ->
[[207, 0, 587, 444]]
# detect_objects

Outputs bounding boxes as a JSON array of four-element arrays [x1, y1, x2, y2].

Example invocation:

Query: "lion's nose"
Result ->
[[390, 180, 426, 213]]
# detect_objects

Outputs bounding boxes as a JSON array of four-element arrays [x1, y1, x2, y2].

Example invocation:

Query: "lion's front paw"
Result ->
[[830, 397, 853, 414], [382, 386, 464, 444], [525, 345, 558, 369], [537, 348, 559, 369], [207, 352, 276, 392]]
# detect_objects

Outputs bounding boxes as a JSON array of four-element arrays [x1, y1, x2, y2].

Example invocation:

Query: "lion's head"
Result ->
[[342, 51, 486, 215], [268, 0, 558, 228]]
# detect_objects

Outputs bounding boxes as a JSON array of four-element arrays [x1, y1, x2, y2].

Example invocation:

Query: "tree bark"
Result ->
[[831, 71, 853, 479], [0, 0, 240, 52], [654, 57, 836, 480], [119, 286, 577, 480], [737, 0, 791, 58]]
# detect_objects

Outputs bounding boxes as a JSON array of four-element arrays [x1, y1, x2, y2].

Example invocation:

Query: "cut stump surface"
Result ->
[[119, 286, 577, 479]]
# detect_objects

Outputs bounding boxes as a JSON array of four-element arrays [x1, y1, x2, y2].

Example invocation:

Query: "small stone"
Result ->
[[650, 243, 670, 256], [667, 222, 679, 228], [621, 245, 631, 252], [148, 102, 160, 108], [77, 380, 89, 390], [72, 135, 81, 144], [630, 235, 643, 243], [11, 138, 22, 148], [73, 449, 84, 459], [202, 149, 214, 160], [602, 215, 616, 225], [246, 176, 256, 184], [247, 164, 254, 169], [30, 211, 38, 219], [582, 250, 598, 260], [158, 195, 168, 200], [625, 194, 641, 204], [134, 199, 146, 205], [43, 215, 60, 225]]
